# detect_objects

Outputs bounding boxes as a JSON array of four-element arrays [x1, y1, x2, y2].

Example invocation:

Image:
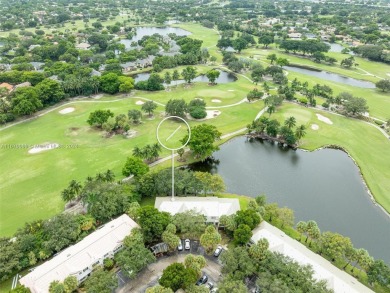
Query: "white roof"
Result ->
[[20, 214, 138, 293], [251, 221, 374, 293], [155, 197, 240, 219]]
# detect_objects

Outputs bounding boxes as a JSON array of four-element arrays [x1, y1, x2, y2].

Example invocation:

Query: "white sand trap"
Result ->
[[387, 73, 390, 77], [28, 143, 59, 154], [206, 110, 221, 119], [59, 107, 75, 114], [136, 100, 145, 105], [316, 114, 333, 125], [227, 90, 235, 92], [311, 124, 319, 130], [211, 99, 222, 103]]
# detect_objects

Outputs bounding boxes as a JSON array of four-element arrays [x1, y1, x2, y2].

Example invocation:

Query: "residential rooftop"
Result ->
[[251, 221, 374, 293]]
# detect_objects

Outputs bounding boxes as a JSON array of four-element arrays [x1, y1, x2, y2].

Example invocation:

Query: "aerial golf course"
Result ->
[[0, 23, 390, 238]]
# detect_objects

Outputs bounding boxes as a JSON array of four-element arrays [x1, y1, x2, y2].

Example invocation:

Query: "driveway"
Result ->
[[116, 251, 223, 293]]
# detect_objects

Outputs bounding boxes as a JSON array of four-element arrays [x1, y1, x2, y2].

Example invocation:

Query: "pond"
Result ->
[[132, 69, 237, 85], [119, 26, 191, 49], [325, 42, 355, 55], [188, 137, 390, 263], [284, 65, 375, 88]]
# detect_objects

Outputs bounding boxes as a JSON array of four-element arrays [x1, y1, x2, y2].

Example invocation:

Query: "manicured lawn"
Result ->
[[0, 75, 262, 236], [272, 103, 390, 213]]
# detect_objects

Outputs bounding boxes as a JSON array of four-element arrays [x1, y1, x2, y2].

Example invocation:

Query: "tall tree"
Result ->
[[200, 225, 222, 254], [284, 116, 296, 129], [205, 69, 220, 84], [182, 124, 221, 160], [115, 228, 156, 278], [181, 66, 197, 83], [87, 109, 114, 128], [165, 99, 187, 117], [234, 224, 252, 246], [84, 267, 118, 293], [138, 206, 171, 243], [162, 224, 180, 251], [141, 100, 158, 117]]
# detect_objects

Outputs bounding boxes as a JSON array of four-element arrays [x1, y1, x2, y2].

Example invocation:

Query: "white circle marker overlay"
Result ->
[[156, 116, 191, 151]]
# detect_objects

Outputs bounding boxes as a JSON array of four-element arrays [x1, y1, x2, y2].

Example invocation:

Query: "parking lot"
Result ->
[[116, 239, 224, 293]]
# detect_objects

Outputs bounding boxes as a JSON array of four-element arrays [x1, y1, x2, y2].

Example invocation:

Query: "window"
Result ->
[[82, 267, 89, 272]]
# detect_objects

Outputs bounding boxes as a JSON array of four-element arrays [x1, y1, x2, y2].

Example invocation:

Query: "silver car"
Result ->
[[185, 239, 191, 250], [178, 240, 183, 251]]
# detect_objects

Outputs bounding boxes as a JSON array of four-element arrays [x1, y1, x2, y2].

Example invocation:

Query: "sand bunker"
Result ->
[[211, 99, 222, 103], [59, 107, 75, 114], [187, 110, 221, 121], [136, 100, 145, 105], [28, 143, 59, 154], [205, 110, 221, 119], [227, 90, 235, 92], [316, 114, 333, 125], [311, 124, 319, 130]]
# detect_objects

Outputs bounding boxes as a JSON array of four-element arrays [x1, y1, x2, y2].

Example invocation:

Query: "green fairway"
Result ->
[[0, 75, 263, 236], [272, 103, 390, 213]]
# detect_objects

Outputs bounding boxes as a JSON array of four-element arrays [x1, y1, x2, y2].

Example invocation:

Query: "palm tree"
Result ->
[[144, 144, 154, 162], [267, 105, 275, 117], [132, 146, 143, 158], [95, 172, 106, 182], [68, 180, 82, 200], [295, 125, 306, 142], [284, 116, 296, 129], [296, 221, 307, 242], [104, 169, 115, 182], [61, 188, 76, 203], [152, 143, 162, 160]]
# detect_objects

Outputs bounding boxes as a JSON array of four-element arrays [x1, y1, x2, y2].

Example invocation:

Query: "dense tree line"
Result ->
[[134, 168, 225, 198], [279, 40, 330, 55]]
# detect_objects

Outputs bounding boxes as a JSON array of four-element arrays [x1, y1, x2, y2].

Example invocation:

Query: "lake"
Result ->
[[119, 26, 191, 49], [325, 42, 355, 55], [132, 69, 237, 85], [188, 137, 390, 263], [284, 65, 375, 88]]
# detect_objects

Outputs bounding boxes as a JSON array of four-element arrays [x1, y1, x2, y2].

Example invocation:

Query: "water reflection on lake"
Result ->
[[188, 137, 390, 263], [284, 65, 375, 88]]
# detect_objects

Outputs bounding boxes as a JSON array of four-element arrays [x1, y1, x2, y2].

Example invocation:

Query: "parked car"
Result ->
[[214, 245, 223, 257], [196, 275, 208, 286], [206, 282, 214, 289], [178, 240, 183, 251], [185, 239, 191, 250]]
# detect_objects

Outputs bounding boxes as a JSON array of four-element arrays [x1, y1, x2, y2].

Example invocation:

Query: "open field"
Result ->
[[272, 103, 390, 213], [0, 74, 263, 236]]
